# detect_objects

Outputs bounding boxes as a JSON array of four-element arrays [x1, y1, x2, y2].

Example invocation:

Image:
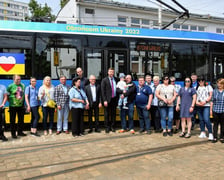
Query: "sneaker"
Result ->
[[119, 129, 127, 133], [208, 133, 214, 141], [130, 129, 135, 134], [198, 132, 207, 138], [139, 129, 144, 133], [122, 105, 129, 109], [49, 129, 52, 135], [44, 130, 48, 136], [64, 130, 69, 134], [32, 132, 40, 137], [146, 130, 151, 135], [167, 131, 173, 136], [163, 132, 167, 137]]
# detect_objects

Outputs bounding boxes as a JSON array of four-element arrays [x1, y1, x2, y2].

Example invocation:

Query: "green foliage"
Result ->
[[27, 0, 55, 22], [60, 0, 69, 8]]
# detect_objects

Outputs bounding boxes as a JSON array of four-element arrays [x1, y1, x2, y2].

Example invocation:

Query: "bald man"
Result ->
[[85, 75, 102, 133]]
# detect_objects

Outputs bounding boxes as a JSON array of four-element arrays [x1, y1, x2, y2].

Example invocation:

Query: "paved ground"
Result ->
[[0, 125, 224, 180]]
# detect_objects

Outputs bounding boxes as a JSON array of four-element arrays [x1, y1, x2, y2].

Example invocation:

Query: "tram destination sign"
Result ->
[[1, 20, 224, 43]]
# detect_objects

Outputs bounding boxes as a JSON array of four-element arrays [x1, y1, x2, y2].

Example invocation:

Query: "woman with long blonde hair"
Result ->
[[38, 76, 55, 135]]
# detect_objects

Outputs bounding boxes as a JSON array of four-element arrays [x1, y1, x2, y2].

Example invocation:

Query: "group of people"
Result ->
[[0, 68, 223, 144]]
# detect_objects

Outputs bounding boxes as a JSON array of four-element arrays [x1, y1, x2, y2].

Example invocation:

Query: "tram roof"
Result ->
[[0, 20, 224, 43]]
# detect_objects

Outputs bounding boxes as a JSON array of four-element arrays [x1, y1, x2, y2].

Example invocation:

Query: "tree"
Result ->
[[60, 0, 69, 8], [27, 0, 55, 22]]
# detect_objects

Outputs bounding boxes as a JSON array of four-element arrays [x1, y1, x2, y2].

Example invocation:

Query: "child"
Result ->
[[117, 73, 129, 109]]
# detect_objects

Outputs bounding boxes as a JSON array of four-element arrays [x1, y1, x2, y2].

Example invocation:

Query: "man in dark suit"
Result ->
[[101, 67, 118, 133], [85, 75, 102, 133]]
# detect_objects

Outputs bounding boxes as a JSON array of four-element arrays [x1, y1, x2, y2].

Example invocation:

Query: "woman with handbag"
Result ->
[[176, 77, 196, 138], [69, 77, 89, 137], [25, 77, 40, 137], [156, 75, 177, 137], [38, 76, 55, 135]]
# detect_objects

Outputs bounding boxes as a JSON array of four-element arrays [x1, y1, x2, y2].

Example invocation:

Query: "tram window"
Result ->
[[85, 49, 102, 80]]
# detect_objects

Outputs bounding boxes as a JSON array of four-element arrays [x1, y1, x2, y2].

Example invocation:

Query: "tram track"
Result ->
[[0, 138, 209, 179], [0, 133, 143, 157]]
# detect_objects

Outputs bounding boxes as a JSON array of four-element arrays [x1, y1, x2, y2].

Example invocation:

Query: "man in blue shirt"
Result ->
[[135, 76, 153, 134]]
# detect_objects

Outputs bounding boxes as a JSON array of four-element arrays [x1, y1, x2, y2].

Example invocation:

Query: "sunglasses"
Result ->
[[163, 77, 169, 80], [185, 80, 190, 83], [171, 80, 175, 82]]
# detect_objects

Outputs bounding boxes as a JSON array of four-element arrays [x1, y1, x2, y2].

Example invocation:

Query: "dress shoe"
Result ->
[[31, 132, 40, 137], [56, 131, 61, 135], [139, 129, 144, 133], [95, 129, 101, 133], [88, 129, 93, 133], [18, 132, 27, 136], [0, 135, 8, 141], [12, 135, 17, 139]]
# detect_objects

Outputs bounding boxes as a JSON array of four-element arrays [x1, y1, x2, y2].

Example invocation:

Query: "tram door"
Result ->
[[84, 49, 128, 79], [107, 50, 128, 78], [84, 48, 104, 80], [212, 54, 224, 80]]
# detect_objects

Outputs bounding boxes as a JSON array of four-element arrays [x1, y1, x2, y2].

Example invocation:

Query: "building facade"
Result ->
[[56, 0, 224, 34], [0, 0, 28, 21]]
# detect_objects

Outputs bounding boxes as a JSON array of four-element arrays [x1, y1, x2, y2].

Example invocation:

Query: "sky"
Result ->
[[18, 0, 224, 18]]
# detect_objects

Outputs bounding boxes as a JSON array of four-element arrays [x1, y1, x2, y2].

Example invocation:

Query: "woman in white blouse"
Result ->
[[196, 76, 213, 140]]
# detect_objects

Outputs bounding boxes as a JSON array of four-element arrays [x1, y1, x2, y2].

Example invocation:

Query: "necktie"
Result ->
[[111, 78, 114, 98]]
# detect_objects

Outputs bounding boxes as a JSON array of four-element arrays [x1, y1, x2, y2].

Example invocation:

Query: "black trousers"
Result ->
[[0, 108, 5, 136], [9, 106, 24, 136], [213, 112, 224, 139], [88, 102, 100, 130], [71, 108, 84, 135], [150, 106, 161, 130], [104, 97, 117, 130]]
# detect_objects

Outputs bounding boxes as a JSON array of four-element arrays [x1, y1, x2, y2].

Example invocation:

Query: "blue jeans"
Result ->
[[159, 106, 174, 130], [120, 102, 134, 130], [30, 106, 40, 128], [57, 104, 69, 131], [42, 106, 55, 130], [136, 105, 150, 131], [118, 96, 128, 106], [197, 106, 212, 133]]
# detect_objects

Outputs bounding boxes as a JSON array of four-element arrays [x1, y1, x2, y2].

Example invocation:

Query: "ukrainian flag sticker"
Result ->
[[0, 53, 25, 75]]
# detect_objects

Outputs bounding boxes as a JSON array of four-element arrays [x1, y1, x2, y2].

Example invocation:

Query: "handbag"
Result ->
[[158, 85, 167, 107], [158, 99, 167, 107], [46, 90, 56, 108], [47, 99, 57, 108]]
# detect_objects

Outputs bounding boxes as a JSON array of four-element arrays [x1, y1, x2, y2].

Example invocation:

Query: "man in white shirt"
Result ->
[[85, 75, 102, 133]]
